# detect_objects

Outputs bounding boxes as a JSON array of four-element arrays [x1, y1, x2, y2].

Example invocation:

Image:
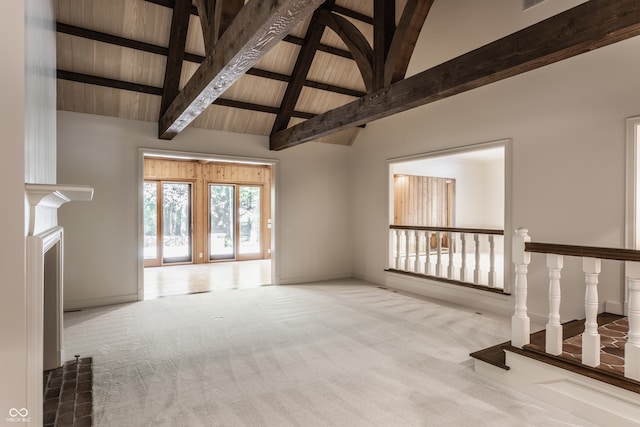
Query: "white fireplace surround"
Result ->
[[25, 183, 93, 426]]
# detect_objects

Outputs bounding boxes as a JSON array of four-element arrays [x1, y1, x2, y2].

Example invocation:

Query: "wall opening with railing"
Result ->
[[387, 141, 510, 293]]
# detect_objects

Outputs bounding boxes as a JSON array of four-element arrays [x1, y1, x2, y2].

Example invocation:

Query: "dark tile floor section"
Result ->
[[562, 317, 628, 375], [43, 357, 92, 427]]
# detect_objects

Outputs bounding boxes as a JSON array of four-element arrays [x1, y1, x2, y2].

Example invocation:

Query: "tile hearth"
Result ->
[[43, 357, 92, 427]]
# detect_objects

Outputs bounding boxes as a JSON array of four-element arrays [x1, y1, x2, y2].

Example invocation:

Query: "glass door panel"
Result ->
[[209, 184, 236, 260], [162, 182, 192, 263], [239, 186, 261, 255], [143, 181, 160, 267]]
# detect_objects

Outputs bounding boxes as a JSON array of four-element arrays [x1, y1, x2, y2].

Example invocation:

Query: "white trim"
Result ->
[[385, 139, 513, 295], [137, 148, 280, 300], [625, 116, 640, 250], [64, 293, 139, 310], [475, 351, 640, 427], [624, 116, 640, 313]]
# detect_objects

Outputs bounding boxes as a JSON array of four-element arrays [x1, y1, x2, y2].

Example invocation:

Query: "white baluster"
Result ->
[[460, 233, 468, 282], [390, 229, 396, 268], [545, 254, 564, 356], [395, 229, 402, 269], [436, 231, 443, 277], [582, 257, 601, 368], [414, 230, 421, 273], [488, 235, 497, 288], [625, 267, 640, 380], [511, 228, 531, 349], [404, 230, 411, 271], [447, 232, 454, 279], [474, 234, 481, 284], [424, 232, 432, 275]]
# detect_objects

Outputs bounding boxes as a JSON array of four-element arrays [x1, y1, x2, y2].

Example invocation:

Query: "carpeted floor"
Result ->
[[64, 279, 598, 426]]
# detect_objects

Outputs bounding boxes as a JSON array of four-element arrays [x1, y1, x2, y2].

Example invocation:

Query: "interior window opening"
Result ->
[[388, 143, 507, 291]]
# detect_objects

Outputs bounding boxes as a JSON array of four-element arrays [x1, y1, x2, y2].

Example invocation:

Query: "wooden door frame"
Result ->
[[137, 148, 279, 301], [143, 179, 196, 267], [207, 182, 267, 262]]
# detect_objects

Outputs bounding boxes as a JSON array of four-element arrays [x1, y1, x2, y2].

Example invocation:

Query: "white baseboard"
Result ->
[[276, 272, 353, 285], [605, 300, 625, 315], [475, 351, 640, 427], [383, 271, 514, 317], [64, 293, 138, 310]]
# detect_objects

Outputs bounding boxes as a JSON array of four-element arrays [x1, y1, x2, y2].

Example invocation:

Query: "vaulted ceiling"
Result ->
[[56, 0, 640, 150]]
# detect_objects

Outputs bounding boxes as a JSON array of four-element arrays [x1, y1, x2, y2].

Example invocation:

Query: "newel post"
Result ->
[[625, 261, 640, 381], [512, 228, 531, 348]]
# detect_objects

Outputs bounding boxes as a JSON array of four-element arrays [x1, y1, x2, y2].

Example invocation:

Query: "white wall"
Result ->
[[393, 152, 505, 229], [57, 112, 352, 308], [0, 0, 56, 421], [351, 0, 640, 320]]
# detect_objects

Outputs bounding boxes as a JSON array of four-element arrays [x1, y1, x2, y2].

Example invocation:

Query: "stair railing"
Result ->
[[511, 228, 640, 381]]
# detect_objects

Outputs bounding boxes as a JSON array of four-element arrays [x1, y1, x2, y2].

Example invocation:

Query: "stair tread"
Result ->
[[470, 313, 639, 394]]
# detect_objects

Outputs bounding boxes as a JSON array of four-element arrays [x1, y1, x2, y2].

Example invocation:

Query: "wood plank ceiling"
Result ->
[[56, 0, 399, 146], [56, 0, 640, 150]]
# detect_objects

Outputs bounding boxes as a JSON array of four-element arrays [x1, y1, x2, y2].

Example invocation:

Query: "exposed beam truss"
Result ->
[[56, 22, 365, 98], [57, 70, 316, 119], [143, 0, 358, 59], [270, 0, 640, 150], [160, 0, 191, 115], [270, 0, 336, 134]]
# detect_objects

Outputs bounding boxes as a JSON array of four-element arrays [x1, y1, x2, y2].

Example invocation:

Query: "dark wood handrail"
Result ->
[[389, 225, 504, 235], [525, 242, 640, 262]]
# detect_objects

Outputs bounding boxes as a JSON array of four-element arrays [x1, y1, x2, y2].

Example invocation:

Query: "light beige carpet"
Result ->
[[64, 279, 597, 426]]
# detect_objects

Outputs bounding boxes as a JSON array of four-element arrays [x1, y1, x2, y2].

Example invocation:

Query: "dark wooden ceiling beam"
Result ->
[[384, 0, 435, 86], [157, 0, 324, 139], [373, 0, 395, 90], [160, 0, 191, 115], [56, 23, 363, 97], [145, 0, 372, 25], [56, 69, 315, 119], [283, 34, 352, 58], [271, 0, 336, 134], [194, 0, 217, 49], [144, 0, 354, 59], [145, 0, 199, 15], [270, 0, 640, 150], [333, 5, 374, 25], [217, 0, 244, 39], [317, 10, 373, 91], [57, 69, 163, 95]]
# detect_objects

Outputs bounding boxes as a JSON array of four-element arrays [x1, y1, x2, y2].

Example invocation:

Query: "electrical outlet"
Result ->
[[199, 253, 203, 258]]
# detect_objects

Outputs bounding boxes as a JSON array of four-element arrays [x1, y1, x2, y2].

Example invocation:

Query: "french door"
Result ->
[[209, 184, 263, 261], [144, 181, 193, 267]]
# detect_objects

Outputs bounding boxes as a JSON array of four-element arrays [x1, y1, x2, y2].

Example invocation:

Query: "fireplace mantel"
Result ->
[[24, 183, 94, 426], [26, 183, 94, 235]]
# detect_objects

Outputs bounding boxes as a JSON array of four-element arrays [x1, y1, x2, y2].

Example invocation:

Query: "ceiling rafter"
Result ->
[[384, 0, 435, 86], [333, 5, 374, 25], [373, 0, 395, 90], [317, 9, 373, 92], [160, 0, 191, 115], [194, 0, 217, 49], [270, 0, 640, 150], [56, 22, 364, 98], [158, 0, 325, 139], [143, 0, 356, 59], [144, 0, 373, 25], [57, 70, 317, 120], [271, 0, 336, 135]]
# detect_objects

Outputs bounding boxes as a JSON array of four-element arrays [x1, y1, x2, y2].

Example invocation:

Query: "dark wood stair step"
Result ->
[[470, 313, 640, 394]]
